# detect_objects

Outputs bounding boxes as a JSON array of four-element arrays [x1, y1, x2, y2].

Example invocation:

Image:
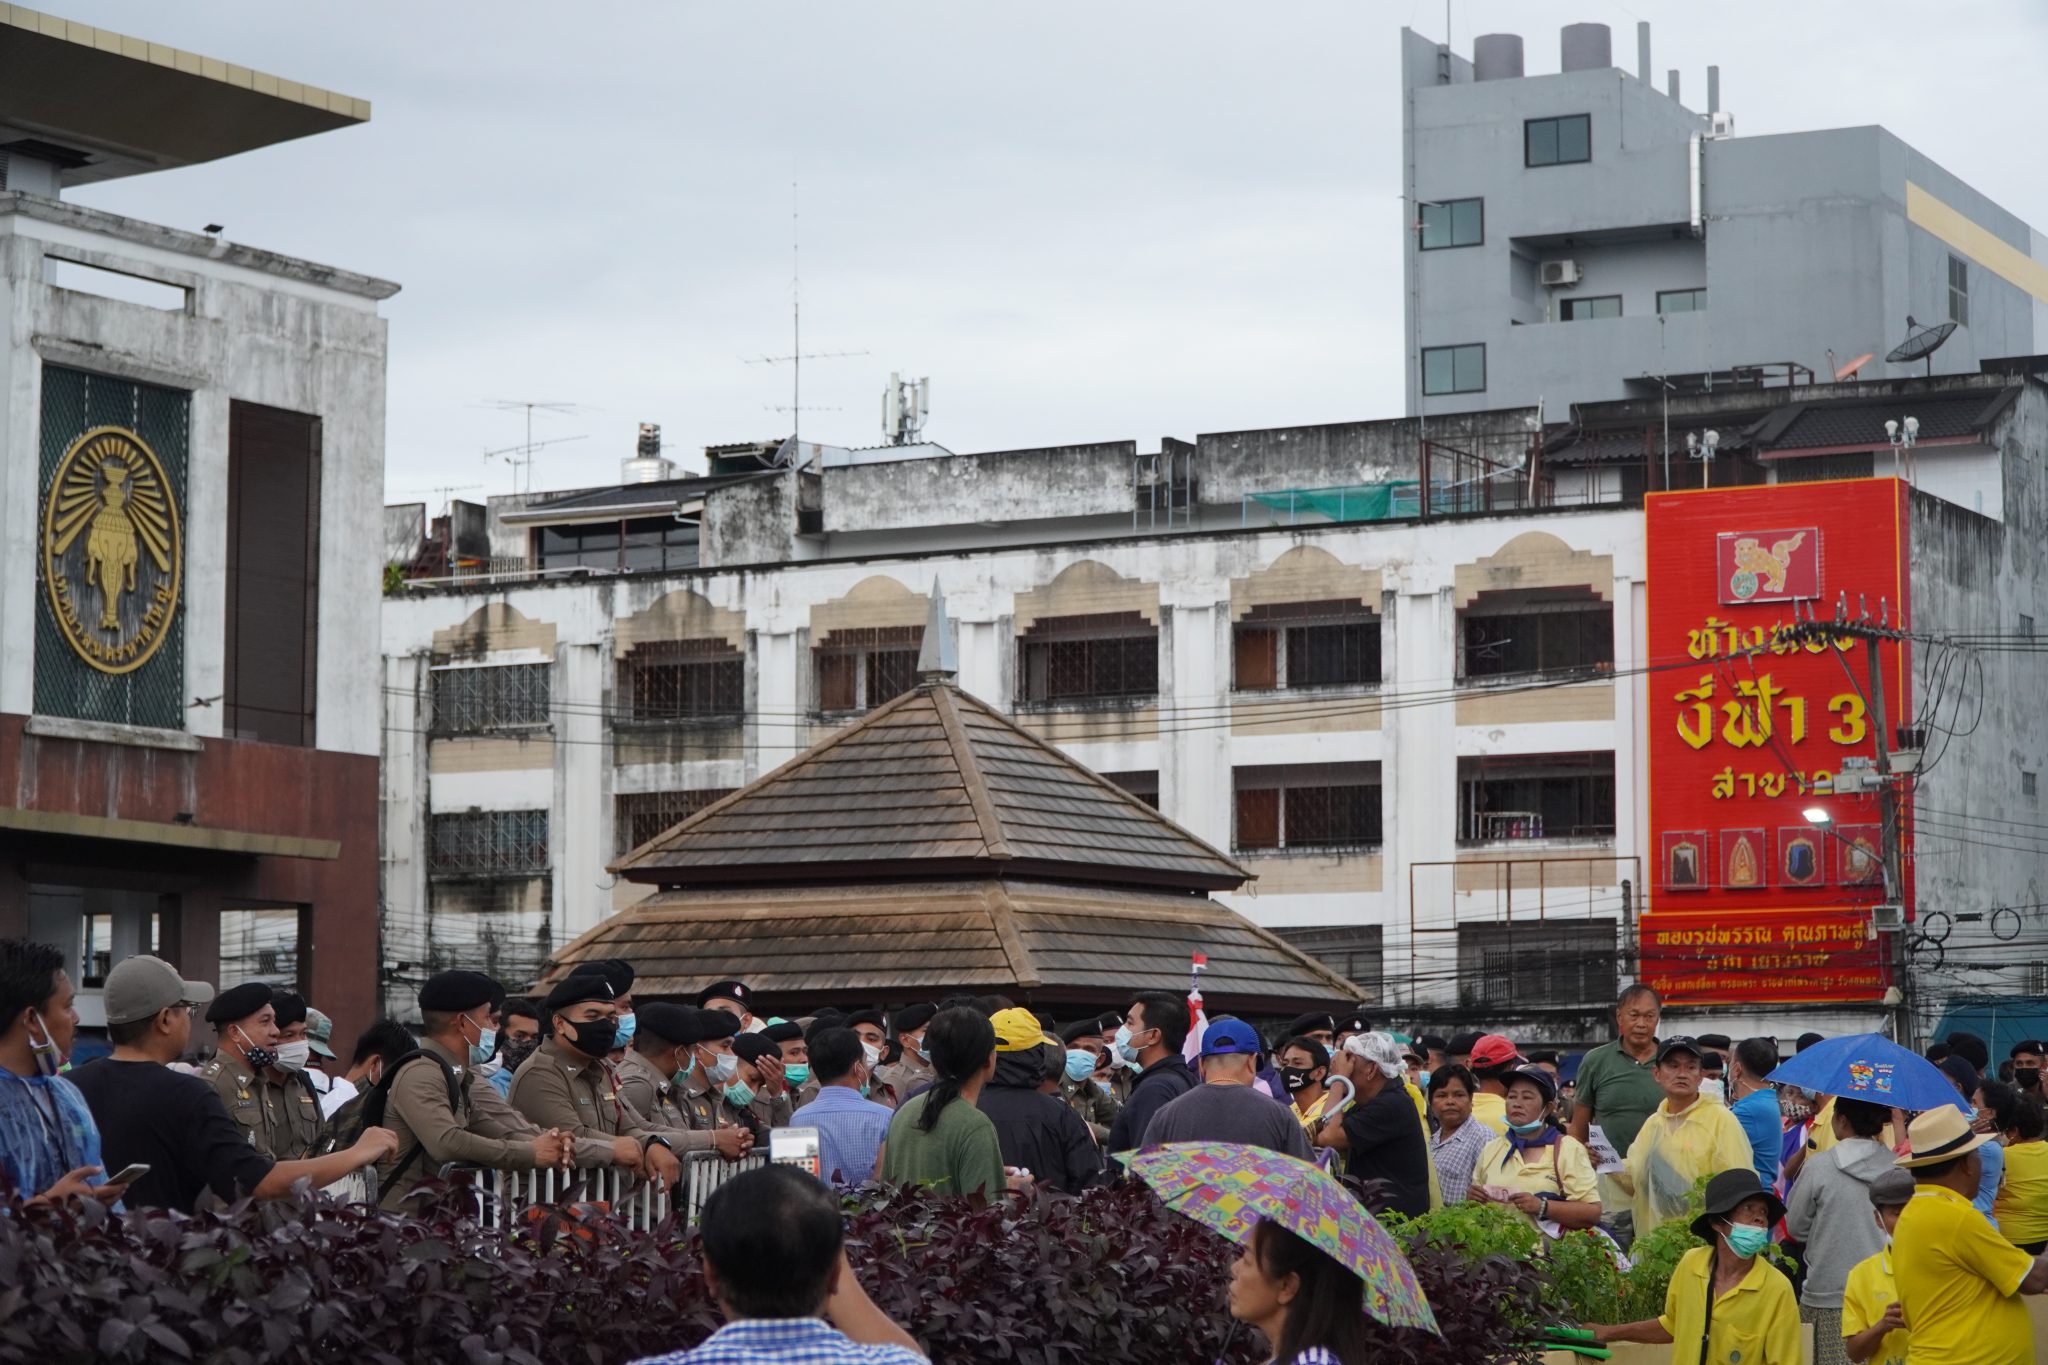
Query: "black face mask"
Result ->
[[502, 1038, 540, 1072], [562, 1017, 618, 1058], [1279, 1067, 1323, 1094], [2017, 1066, 2041, 1091]]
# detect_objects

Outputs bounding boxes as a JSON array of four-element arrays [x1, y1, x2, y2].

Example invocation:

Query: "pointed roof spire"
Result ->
[[916, 580, 958, 684]]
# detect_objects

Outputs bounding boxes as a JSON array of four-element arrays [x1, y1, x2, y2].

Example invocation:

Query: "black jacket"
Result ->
[[976, 1052, 1103, 1191], [1106, 1055, 1196, 1153]]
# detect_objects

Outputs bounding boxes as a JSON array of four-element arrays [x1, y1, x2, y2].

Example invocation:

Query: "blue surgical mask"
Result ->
[[1508, 1117, 1548, 1136], [1417, 1069, 1433, 1089], [711, 1051, 738, 1084], [1114, 1025, 1141, 1064], [467, 1020, 498, 1067], [785, 1062, 812, 1088], [672, 1052, 695, 1085], [724, 1080, 755, 1108], [1722, 1224, 1771, 1259], [1065, 1049, 1098, 1082], [613, 1012, 636, 1048]]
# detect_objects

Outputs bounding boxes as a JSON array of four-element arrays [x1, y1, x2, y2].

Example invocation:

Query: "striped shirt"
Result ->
[[1429, 1116, 1497, 1205], [629, 1318, 925, 1364]]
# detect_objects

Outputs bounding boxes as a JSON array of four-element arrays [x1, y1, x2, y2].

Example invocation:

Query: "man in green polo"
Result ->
[[1568, 983, 1666, 1247]]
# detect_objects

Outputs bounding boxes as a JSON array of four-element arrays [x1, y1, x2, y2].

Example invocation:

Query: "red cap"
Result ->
[[1469, 1033, 1525, 1069]]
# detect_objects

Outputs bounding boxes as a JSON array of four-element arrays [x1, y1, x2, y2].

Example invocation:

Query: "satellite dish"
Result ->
[[1885, 316, 1957, 374], [1833, 352, 1874, 382]]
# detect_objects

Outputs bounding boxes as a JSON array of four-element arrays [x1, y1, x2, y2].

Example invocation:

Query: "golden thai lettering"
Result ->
[[1828, 692, 1869, 745], [1675, 676, 1716, 749]]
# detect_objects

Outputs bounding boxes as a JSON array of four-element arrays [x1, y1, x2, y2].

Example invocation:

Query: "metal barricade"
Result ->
[[437, 1152, 769, 1233], [319, 1167, 379, 1206], [683, 1151, 767, 1223]]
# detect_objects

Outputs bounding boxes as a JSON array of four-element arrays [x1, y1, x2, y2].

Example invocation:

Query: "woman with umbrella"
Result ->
[[1227, 1221, 1375, 1364]]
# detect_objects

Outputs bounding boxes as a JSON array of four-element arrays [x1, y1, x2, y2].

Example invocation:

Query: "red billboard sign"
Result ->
[[1643, 479, 1910, 1005]]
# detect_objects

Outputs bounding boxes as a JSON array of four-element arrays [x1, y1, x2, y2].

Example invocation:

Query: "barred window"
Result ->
[[1234, 763, 1382, 852], [1272, 925, 1384, 996], [430, 663, 551, 735], [1017, 612, 1158, 704], [616, 788, 736, 856], [430, 810, 550, 876], [1460, 590, 1612, 679], [1233, 600, 1380, 691], [1458, 920, 1616, 1008], [621, 639, 744, 722], [1457, 752, 1614, 842], [815, 626, 922, 714]]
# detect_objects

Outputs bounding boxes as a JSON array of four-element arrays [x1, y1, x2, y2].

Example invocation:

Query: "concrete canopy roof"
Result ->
[[0, 6, 368, 188]]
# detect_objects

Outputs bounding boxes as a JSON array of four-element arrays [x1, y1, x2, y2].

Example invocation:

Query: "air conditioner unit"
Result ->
[[1707, 111, 1736, 139], [1540, 259, 1582, 288]]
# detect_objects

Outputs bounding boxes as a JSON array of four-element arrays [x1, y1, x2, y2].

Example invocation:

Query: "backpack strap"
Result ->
[[360, 1051, 463, 1185]]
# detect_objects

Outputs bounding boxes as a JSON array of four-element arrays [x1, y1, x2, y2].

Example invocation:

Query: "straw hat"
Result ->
[[1895, 1106, 1993, 1169]]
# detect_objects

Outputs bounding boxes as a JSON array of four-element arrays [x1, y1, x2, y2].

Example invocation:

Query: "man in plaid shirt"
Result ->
[[630, 1164, 925, 1364]]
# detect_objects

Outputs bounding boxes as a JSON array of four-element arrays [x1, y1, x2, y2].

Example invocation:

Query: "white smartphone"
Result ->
[[107, 1163, 151, 1185]]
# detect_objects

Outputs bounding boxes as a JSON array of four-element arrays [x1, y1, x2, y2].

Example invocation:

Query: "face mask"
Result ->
[[235, 1026, 278, 1072], [2017, 1067, 2041, 1090], [862, 1042, 882, 1069], [564, 1016, 618, 1058], [466, 1021, 498, 1067], [1508, 1117, 1549, 1136], [1416, 1069, 1433, 1089], [502, 1039, 539, 1074], [785, 1063, 812, 1088], [613, 1013, 637, 1048], [26, 1010, 63, 1078], [908, 1036, 927, 1061], [724, 1080, 755, 1108], [858, 1077, 871, 1099], [1114, 1025, 1145, 1064], [1279, 1066, 1320, 1094], [274, 1041, 312, 1072], [1699, 1077, 1726, 1104], [365, 1060, 385, 1089], [710, 1051, 738, 1084], [1065, 1050, 1098, 1083], [1721, 1224, 1770, 1259]]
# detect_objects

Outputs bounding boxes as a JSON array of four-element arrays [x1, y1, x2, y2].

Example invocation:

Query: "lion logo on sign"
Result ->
[[1848, 1061, 1875, 1091], [1728, 531, 1807, 601]]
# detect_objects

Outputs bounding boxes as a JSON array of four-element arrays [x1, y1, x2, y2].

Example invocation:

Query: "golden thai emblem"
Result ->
[[42, 426, 181, 674]]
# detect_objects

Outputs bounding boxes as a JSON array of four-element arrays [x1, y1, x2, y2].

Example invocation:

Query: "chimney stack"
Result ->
[[1667, 69, 1681, 102]]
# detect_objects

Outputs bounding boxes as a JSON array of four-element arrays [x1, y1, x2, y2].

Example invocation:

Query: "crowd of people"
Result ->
[[5, 935, 2048, 1363]]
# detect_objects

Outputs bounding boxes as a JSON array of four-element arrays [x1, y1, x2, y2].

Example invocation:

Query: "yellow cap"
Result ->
[[991, 1007, 1044, 1052]]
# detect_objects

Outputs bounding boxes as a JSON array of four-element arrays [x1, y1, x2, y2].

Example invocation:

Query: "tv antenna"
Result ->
[[474, 399, 591, 493], [1885, 316, 1957, 377], [743, 182, 866, 443]]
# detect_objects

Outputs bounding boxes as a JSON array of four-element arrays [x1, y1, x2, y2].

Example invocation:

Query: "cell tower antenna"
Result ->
[[743, 182, 866, 443]]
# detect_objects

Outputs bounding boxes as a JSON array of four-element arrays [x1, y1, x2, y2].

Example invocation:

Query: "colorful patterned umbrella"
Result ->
[[1766, 1033, 1968, 1114], [1125, 1141, 1439, 1336]]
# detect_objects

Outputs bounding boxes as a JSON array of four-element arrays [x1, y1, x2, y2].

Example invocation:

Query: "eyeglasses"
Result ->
[[176, 1002, 202, 1016]]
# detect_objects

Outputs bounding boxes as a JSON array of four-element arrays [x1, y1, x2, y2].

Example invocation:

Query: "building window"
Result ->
[[1948, 254, 1969, 327], [2021, 613, 2036, 638], [430, 810, 550, 877], [1420, 198, 1483, 250], [1271, 925, 1384, 997], [225, 402, 320, 746], [430, 663, 551, 735], [1233, 600, 1380, 691], [534, 517, 699, 573], [1457, 752, 1615, 843], [1422, 343, 1487, 396], [815, 626, 923, 714], [218, 908, 300, 989], [1560, 295, 1622, 321], [1235, 763, 1383, 853], [1101, 770, 1161, 809], [616, 788, 736, 856], [620, 639, 744, 722], [1016, 612, 1158, 704], [1657, 288, 1706, 314], [2025, 771, 2039, 802], [1460, 589, 1613, 680], [1525, 114, 1591, 167], [1458, 920, 1616, 1007]]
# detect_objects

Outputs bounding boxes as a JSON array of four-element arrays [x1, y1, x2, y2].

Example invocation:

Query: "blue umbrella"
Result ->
[[1766, 1033, 1969, 1114]]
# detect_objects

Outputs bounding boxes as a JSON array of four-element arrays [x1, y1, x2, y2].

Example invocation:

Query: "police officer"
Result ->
[[679, 1007, 745, 1130], [200, 983, 326, 1161], [564, 959, 636, 1060], [1056, 1017, 1121, 1143], [696, 980, 758, 1033], [615, 1003, 751, 1160], [761, 1020, 818, 1111], [508, 972, 682, 1190], [373, 970, 603, 1210], [730, 1033, 795, 1140], [873, 1002, 938, 1106]]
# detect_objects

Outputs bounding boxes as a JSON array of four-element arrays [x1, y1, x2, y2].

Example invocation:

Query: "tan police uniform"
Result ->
[[508, 1036, 661, 1149], [200, 1053, 325, 1161], [613, 1047, 719, 1154], [873, 1053, 934, 1109]]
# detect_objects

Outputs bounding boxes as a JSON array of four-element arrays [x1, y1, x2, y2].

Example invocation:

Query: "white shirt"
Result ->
[[318, 1075, 360, 1119]]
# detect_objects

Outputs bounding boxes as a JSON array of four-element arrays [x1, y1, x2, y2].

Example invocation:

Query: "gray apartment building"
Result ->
[[1402, 22, 2048, 417]]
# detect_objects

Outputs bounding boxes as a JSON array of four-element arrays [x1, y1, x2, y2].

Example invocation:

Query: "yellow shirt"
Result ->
[[1623, 1096, 1753, 1235], [1291, 1092, 1329, 1133], [1471, 1090, 1508, 1131], [1841, 1249, 1908, 1365], [1655, 1243, 1802, 1365], [1993, 1139, 2048, 1247], [1405, 1081, 1444, 1211], [1471, 1131, 1600, 1231], [1891, 1183, 2034, 1365], [1808, 1097, 1897, 1154]]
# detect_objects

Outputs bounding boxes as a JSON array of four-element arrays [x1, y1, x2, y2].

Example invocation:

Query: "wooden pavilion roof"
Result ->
[[614, 680, 1250, 892]]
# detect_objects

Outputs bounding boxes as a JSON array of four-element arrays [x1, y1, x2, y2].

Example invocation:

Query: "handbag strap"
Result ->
[[1700, 1259, 1717, 1362]]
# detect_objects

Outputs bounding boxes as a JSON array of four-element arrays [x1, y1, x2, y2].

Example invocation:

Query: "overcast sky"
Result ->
[[51, 1, 2048, 503]]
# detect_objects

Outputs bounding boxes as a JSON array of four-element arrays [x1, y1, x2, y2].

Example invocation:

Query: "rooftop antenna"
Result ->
[[1885, 315, 1957, 378], [883, 372, 931, 445], [744, 182, 867, 445], [474, 399, 591, 494]]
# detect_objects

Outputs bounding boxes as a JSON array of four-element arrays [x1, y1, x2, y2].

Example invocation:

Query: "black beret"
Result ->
[[2012, 1040, 2047, 1058], [1285, 1012, 1336, 1038], [1696, 1032, 1732, 1050], [542, 973, 617, 1014], [842, 1009, 886, 1031], [761, 1021, 805, 1046], [1447, 1031, 1484, 1056], [696, 1008, 742, 1041], [732, 1033, 780, 1065], [419, 970, 502, 1014], [635, 1003, 699, 1046], [1060, 1018, 1107, 1044], [808, 1008, 847, 1028], [1796, 1032, 1827, 1053], [1335, 1012, 1372, 1037], [892, 1003, 938, 1033], [1417, 1034, 1447, 1052], [697, 980, 751, 1008], [568, 958, 635, 996], [270, 992, 308, 1030], [206, 982, 273, 1025]]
